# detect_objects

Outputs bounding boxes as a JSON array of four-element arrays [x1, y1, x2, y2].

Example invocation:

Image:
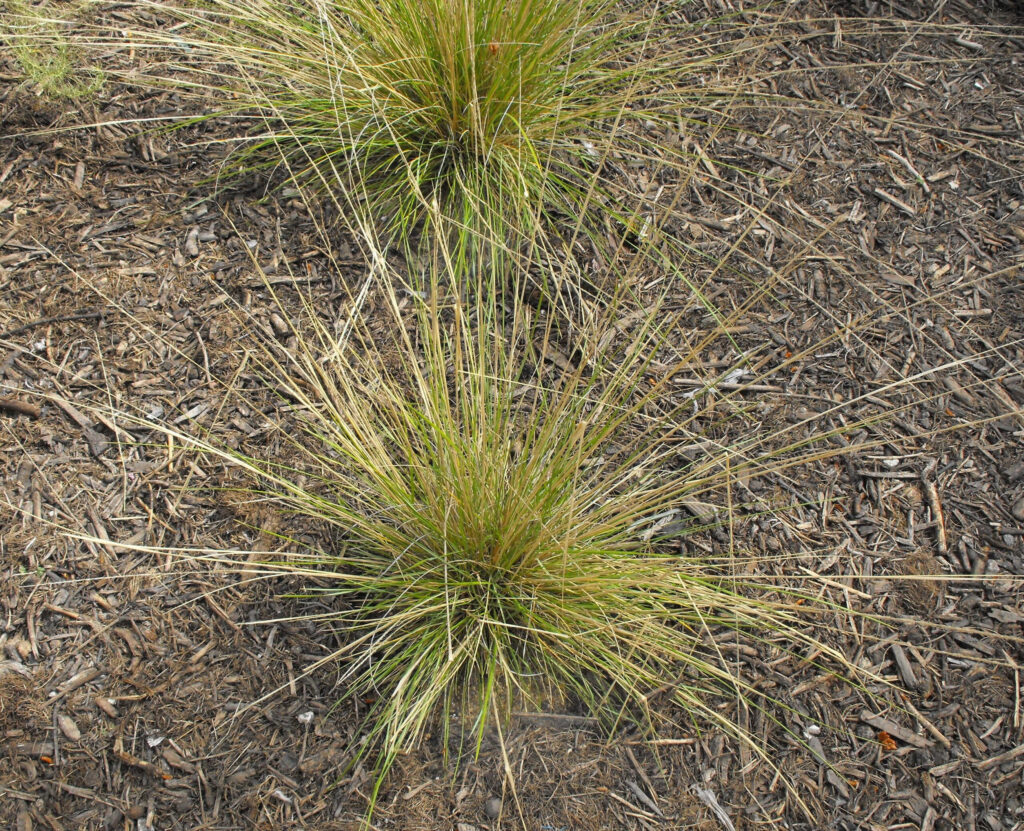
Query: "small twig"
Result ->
[[672, 379, 783, 393], [112, 736, 172, 781], [51, 706, 61, 767], [201, 590, 242, 634], [901, 697, 952, 749], [873, 188, 916, 217], [921, 460, 948, 555], [605, 789, 657, 820], [1005, 650, 1021, 731], [48, 668, 102, 705], [511, 711, 599, 726], [86, 505, 117, 563], [856, 468, 918, 480], [625, 779, 664, 818], [625, 746, 662, 813], [978, 742, 1024, 771], [886, 149, 931, 194], [0, 310, 103, 340], [953, 35, 985, 51]]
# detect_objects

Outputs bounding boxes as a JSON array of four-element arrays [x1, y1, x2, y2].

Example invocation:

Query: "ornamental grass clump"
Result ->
[[168, 0, 658, 263], [64, 0, 759, 281], [142, 250, 899, 816]]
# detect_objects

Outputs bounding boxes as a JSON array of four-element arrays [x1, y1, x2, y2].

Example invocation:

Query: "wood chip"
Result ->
[[693, 785, 736, 831], [95, 696, 118, 718], [978, 742, 1024, 770], [860, 710, 933, 748], [873, 187, 917, 217], [921, 461, 948, 555], [57, 714, 82, 742], [161, 746, 196, 774], [0, 398, 41, 418], [50, 396, 109, 457], [113, 737, 172, 780], [891, 643, 919, 688], [49, 667, 102, 703]]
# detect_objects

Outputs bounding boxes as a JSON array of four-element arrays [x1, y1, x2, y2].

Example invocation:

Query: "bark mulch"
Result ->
[[2, 1, 1023, 829]]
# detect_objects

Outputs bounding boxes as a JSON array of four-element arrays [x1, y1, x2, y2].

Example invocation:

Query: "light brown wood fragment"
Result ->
[[978, 742, 1024, 770], [873, 187, 916, 216], [859, 710, 933, 748], [0, 398, 41, 418], [50, 667, 102, 702]]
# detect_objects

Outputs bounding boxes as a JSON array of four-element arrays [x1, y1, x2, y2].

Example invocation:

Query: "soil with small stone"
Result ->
[[2, 1, 1023, 829]]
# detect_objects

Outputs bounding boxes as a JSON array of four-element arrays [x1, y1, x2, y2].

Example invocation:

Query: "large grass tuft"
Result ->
[[143, 248, 912, 818]]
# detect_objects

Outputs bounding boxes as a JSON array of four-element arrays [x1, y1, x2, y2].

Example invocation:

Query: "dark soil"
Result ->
[[2, 1, 1023, 829]]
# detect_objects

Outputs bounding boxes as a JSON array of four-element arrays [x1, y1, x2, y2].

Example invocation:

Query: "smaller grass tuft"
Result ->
[[1, 0, 104, 99], [166, 0, 659, 271], [81, 0, 761, 286]]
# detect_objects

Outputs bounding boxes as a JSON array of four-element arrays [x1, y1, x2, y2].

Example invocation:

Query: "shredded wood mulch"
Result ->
[[2, 0, 1023, 829]]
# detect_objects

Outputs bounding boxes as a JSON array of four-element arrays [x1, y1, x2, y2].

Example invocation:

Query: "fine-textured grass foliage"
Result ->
[[37, 238, 1024, 824], [159, 0, 675, 266], [126, 245, 931, 818], [52, 0, 783, 287], [6, 3, 1021, 824], [1, 0, 104, 99]]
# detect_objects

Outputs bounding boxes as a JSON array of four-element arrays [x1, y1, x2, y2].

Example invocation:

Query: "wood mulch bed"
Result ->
[[2, 0, 1022, 828]]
